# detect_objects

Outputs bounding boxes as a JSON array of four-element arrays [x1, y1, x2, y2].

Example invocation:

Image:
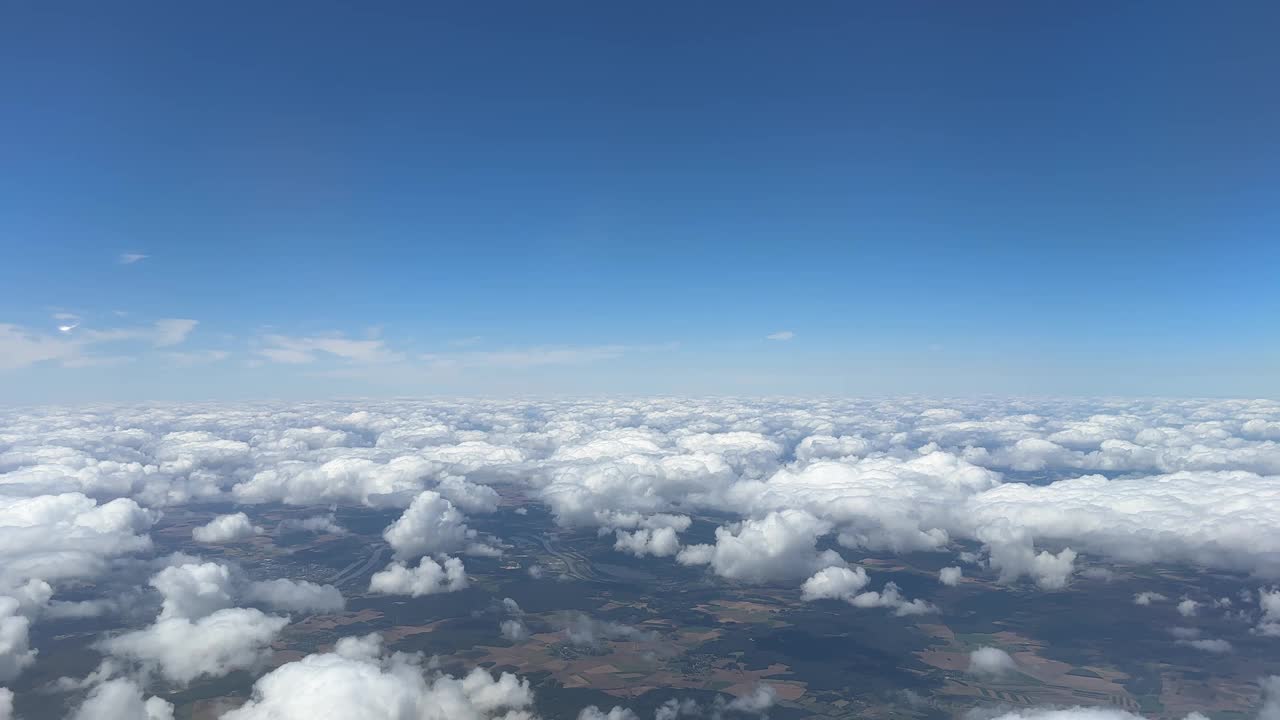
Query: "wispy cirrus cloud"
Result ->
[[257, 333, 403, 365], [118, 252, 148, 265], [420, 344, 635, 369], [0, 318, 200, 371], [766, 330, 795, 341]]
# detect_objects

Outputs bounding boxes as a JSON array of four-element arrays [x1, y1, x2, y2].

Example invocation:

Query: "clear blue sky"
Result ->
[[1, 1, 1276, 401]]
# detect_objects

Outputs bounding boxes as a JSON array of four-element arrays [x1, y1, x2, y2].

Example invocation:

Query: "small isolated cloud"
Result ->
[[152, 318, 198, 347], [258, 333, 402, 365], [119, 252, 148, 265], [68, 678, 173, 720], [192, 513, 262, 543], [368, 556, 468, 597], [500, 619, 529, 642], [244, 579, 345, 614], [939, 566, 963, 586], [969, 646, 1018, 677], [765, 330, 795, 341]]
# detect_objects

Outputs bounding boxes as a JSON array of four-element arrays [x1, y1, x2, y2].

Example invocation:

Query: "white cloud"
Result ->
[[421, 345, 633, 369], [1134, 591, 1167, 606], [726, 684, 777, 713], [578, 708, 638, 720], [0, 493, 154, 588], [801, 566, 869, 601], [258, 333, 403, 365], [383, 491, 475, 560], [68, 678, 174, 720], [676, 510, 846, 584], [192, 512, 262, 543], [500, 619, 529, 642], [1178, 637, 1232, 653], [939, 566, 963, 586], [0, 687, 11, 720], [151, 319, 197, 347], [1177, 598, 1200, 617], [98, 562, 288, 685], [100, 607, 287, 685], [245, 579, 345, 614], [765, 331, 795, 341], [369, 557, 468, 597], [614, 527, 681, 558], [118, 253, 148, 264], [0, 598, 35, 683], [150, 562, 234, 621], [221, 633, 537, 720], [969, 646, 1017, 677]]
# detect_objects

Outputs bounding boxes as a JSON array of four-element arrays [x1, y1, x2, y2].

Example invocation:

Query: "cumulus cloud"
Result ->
[[939, 566, 963, 586], [1134, 591, 1167, 606], [369, 557, 468, 597], [500, 619, 529, 642], [801, 566, 869, 601], [278, 514, 347, 535], [100, 607, 287, 685], [98, 562, 288, 685], [0, 687, 11, 720], [0, 494, 154, 588], [800, 566, 932, 616], [68, 677, 174, 720], [677, 510, 845, 584], [245, 579, 345, 614], [1177, 599, 1200, 617], [969, 646, 1017, 677], [192, 512, 262, 543], [221, 633, 537, 720], [725, 684, 777, 713], [383, 491, 476, 560], [614, 527, 681, 558], [577, 708, 638, 720], [1258, 589, 1280, 636], [562, 614, 656, 649], [0, 598, 35, 683], [258, 333, 403, 365]]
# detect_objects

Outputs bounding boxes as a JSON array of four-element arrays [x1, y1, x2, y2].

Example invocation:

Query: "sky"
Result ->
[[1, 1, 1277, 401]]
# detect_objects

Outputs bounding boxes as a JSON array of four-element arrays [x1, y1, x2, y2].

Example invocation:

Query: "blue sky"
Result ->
[[1, 1, 1276, 401]]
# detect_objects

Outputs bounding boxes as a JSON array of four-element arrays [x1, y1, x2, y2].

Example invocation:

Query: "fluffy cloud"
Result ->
[[939, 566, 963, 586], [614, 527, 681, 558], [577, 708, 637, 720], [969, 646, 1017, 677], [221, 633, 537, 720], [100, 608, 288, 685], [383, 491, 476, 561], [0, 493, 154, 588], [801, 566, 869, 601], [98, 562, 288, 685], [1134, 591, 1167, 606], [0, 687, 11, 720], [677, 511, 845, 584], [500, 619, 529, 642], [800, 566, 932, 616], [369, 557, 468, 597], [192, 512, 262, 543], [245, 579, 345, 614], [68, 678, 174, 720], [0, 598, 35, 683], [725, 684, 777, 713]]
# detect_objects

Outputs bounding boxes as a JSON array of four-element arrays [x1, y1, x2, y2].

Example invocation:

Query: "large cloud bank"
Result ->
[[4, 397, 1280, 715]]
